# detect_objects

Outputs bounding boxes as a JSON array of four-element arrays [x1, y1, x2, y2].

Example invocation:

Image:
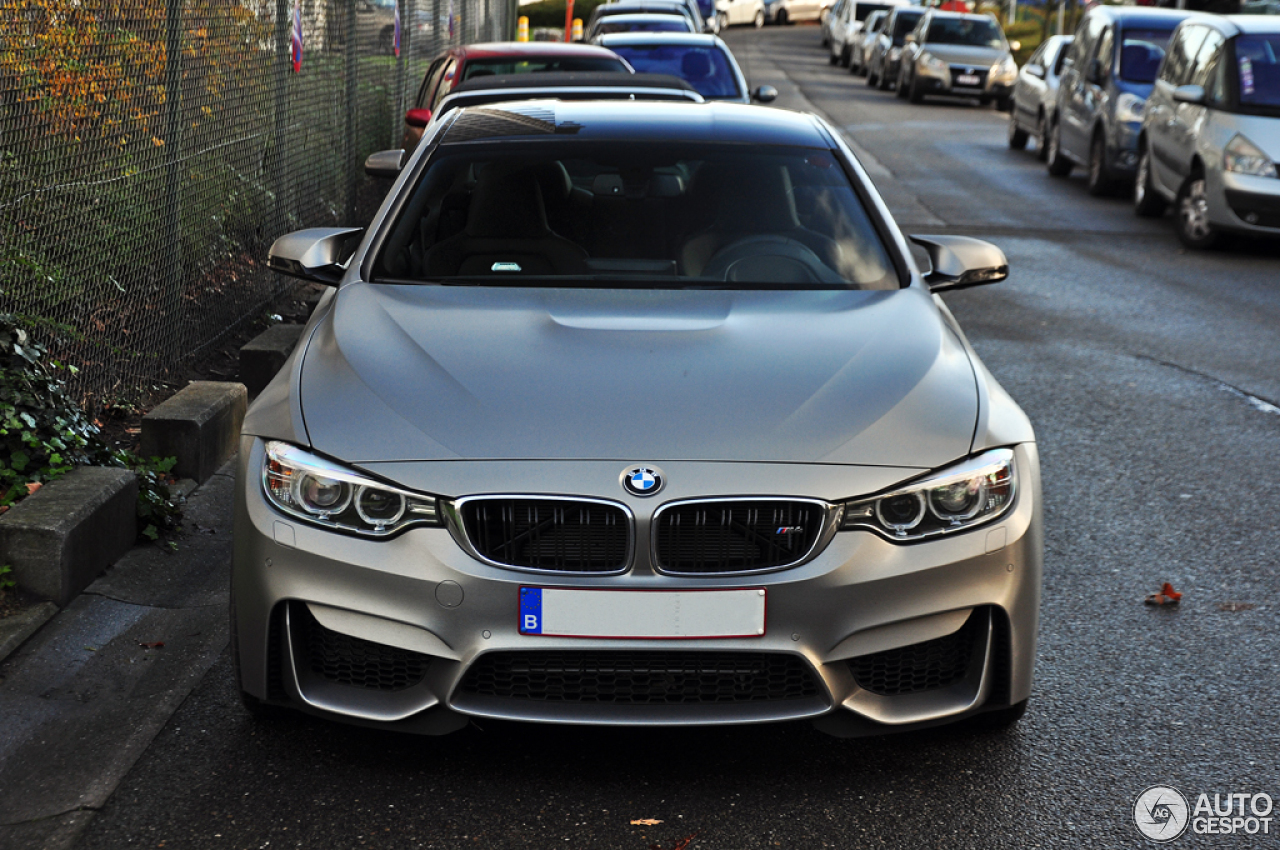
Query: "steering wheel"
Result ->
[[699, 235, 845, 284]]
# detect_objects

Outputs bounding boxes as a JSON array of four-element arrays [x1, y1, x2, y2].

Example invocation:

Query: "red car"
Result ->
[[402, 42, 634, 149]]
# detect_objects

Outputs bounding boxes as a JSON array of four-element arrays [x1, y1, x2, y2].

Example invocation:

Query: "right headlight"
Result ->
[[1115, 92, 1145, 124], [838, 448, 1016, 541], [1224, 134, 1278, 178], [262, 440, 442, 537]]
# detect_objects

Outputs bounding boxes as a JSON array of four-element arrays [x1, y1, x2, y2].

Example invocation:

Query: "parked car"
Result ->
[[766, 0, 830, 25], [585, 0, 709, 37], [246, 99, 1042, 739], [587, 12, 699, 40], [1046, 6, 1198, 194], [402, 43, 633, 150], [827, 0, 908, 68], [851, 9, 890, 75], [594, 32, 777, 103], [897, 11, 1019, 108], [865, 6, 926, 90], [1135, 14, 1280, 248], [715, 0, 767, 29], [1007, 35, 1073, 159]]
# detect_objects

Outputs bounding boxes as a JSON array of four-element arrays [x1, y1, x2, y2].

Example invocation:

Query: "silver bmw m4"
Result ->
[[233, 100, 1042, 737]]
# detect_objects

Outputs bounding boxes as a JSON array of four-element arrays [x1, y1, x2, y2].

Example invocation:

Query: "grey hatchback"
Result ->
[[236, 100, 1042, 738]]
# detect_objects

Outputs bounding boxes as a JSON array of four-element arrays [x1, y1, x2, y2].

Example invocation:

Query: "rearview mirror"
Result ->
[[267, 227, 364, 286], [364, 149, 406, 179], [909, 235, 1008, 292], [752, 85, 779, 103], [1172, 84, 1205, 105], [1025, 63, 1044, 80]]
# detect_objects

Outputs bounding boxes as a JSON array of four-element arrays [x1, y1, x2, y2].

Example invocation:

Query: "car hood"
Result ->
[[921, 44, 1006, 66], [297, 283, 979, 467]]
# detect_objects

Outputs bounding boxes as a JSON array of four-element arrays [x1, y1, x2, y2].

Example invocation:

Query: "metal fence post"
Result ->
[[161, 0, 185, 357]]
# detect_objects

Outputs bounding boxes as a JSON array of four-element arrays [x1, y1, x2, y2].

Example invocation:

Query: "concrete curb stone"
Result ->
[[140, 381, 247, 483]]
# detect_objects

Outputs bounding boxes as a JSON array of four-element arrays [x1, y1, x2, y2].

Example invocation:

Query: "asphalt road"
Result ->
[[75, 25, 1280, 850]]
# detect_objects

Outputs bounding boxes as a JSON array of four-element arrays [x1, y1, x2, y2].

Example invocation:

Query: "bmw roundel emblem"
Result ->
[[621, 465, 664, 497]]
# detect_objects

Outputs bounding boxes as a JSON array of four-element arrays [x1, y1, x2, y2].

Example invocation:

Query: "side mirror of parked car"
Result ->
[[1172, 84, 1206, 105], [267, 227, 364, 286], [404, 108, 434, 128], [364, 149, 406, 179], [1025, 63, 1045, 80], [908, 235, 1009, 292], [752, 85, 779, 103]]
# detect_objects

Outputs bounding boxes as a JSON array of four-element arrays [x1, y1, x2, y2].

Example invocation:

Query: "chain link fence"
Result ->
[[1, 0, 513, 406]]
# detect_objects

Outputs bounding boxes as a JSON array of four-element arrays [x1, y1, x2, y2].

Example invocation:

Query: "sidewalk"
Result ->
[[0, 461, 236, 850]]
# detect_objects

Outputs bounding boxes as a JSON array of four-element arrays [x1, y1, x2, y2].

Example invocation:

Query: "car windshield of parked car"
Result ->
[[462, 57, 632, 81], [373, 141, 898, 290], [597, 18, 692, 34], [856, 3, 891, 22], [891, 13, 923, 45], [695, 0, 714, 18], [607, 45, 740, 98], [1119, 30, 1172, 83], [1235, 35, 1280, 109], [926, 18, 1006, 49]]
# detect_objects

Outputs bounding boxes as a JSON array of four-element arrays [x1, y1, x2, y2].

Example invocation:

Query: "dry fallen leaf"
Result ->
[[1144, 582, 1183, 606], [631, 819, 664, 826], [25, 481, 42, 496]]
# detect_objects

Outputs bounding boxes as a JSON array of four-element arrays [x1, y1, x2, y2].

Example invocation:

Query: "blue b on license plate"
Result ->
[[519, 587, 766, 639]]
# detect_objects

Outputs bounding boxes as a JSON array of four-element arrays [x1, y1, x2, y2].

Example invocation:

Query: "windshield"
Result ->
[[856, 3, 891, 22], [608, 45, 741, 98], [462, 57, 631, 80], [891, 12, 924, 45], [1119, 29, 1173, 83], [926, 18, 1006, 49], [597, 18, 692, 34], [1236, 35, 1280, 109], [374, 142, 897, 290], [695, 0, 714, 17]]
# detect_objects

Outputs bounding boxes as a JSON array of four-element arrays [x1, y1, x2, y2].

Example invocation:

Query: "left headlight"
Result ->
[[262, 440, 442, 537], [921, 52, 949, 75], [1224, 133, 1278, 178], [838, 448, 1016, 541], [992, 55, 1018, 82], [1116, 92, 1145, 124]]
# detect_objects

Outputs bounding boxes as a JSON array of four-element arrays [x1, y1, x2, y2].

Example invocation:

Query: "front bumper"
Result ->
[[232, 437, 1042, 736], [915, 65, 1013, 101], [1217, 170, 1280, 234]]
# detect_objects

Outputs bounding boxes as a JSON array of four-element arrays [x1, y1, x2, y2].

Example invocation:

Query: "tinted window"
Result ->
[[925, 17, 1006, 49], [864, 11, 887, 34], [890, 11, 924, 45], [462, 57, 631, 81], [1053, 38, 1073, 75], [855, 2, 890, 22], [609, 45, 741, 98], [1119, 28, 1174, 83], [597, 18, 692, 34], [1236, 34, 1280, 109], [375, 142, 897, 290]]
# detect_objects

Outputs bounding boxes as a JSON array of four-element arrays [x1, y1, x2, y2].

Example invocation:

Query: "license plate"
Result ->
[[956, 74, 981, 86], [519, 587, 766, 639]]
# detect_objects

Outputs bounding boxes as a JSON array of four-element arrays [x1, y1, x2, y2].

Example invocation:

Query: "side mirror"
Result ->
[[1025, 63, 1044, 80], [909, 234, 1008, 292], [364, 149, 405, 179], [267, 227, 364, 286], [1172, 84, 1205, 105], [751, 84, 779, 103], [404, 107, 433, 128]]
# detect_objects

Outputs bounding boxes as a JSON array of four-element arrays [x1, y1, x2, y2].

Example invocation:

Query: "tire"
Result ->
[[1176, 174, 1220, 249], [829, 50, 839, 65], [996, 95, 1012, 112], [866, 63, 879, 87], [1086, 132, 1116, 197], [895, 68, 909, 99], [754, 8, 764, 28], [1035, 111, 1049, 162], [907, 71, 923, 103], [1134, 146, 1167, 218], [1046, 120, 1073, 177], [878, 62, 893, 91], [840, 46, 851, 68], [1007, 114, 1029, 150], [776, 7, 788, 25]]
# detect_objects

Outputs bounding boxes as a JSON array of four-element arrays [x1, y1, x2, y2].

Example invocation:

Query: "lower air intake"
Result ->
[[296, 603, 431, 693], [848, 609, 982, 696]]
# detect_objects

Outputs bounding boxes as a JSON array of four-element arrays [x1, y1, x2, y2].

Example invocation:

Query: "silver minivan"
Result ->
[[1135, 15, 1280, 248]]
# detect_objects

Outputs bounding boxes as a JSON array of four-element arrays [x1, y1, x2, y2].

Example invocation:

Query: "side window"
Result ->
[[416, 57, 446, 109], [1205, 46, 1228, 105], [1053, 40, 1071, 75], [1068, 13, 1102, 70], [1190, 30, 1225, 87], [427, 58, 459, 111], [1094, 26, 1114, 80], [1027, 42, 1047, 69]]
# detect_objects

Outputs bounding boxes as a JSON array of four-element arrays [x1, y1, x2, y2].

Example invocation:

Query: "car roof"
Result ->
[[1085, 6, 1199, 25], [597, 12, 695, 21], [454, 42, 624, 59], [594, 32, 722, 47], [450, 72, 694, 95], [437, 100, 831, 147], [925, 10, 999, 22], [1222, 14, 1280, 36], [601, 0, 692, 10]]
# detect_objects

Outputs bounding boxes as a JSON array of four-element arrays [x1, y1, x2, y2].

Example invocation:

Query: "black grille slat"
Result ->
[[655, 501, 823, 573], [296, 605, 431, 693], [849, 611, 981, 696], [462, 499, 630, 572], [461, 651, 820, 704]]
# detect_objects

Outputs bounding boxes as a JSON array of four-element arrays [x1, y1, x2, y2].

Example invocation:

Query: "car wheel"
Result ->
[[1134, 146, 1167, 218], [829, 49, 839, 65], [907, 71, 924, 103], [895, 68, 909, 99], [754, 8, 764, 28], [1086, 132, 1116, 196], [840, 46, 851, 67], [866, 64, 879, 87], [1176, 174, 1220, 249], [1035, 111, 1049, 162], [1007, 114, 1029, 150], [996, 95, 1012, 112], [1046, 120, 1073, 177], [776, 7, 788, 25]]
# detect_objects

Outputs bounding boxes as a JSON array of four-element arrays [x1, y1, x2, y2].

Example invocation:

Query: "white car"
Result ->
[[715, 0, 767, 30], [827, 0, 910, 68], [1007, 35, 1073, 160]]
